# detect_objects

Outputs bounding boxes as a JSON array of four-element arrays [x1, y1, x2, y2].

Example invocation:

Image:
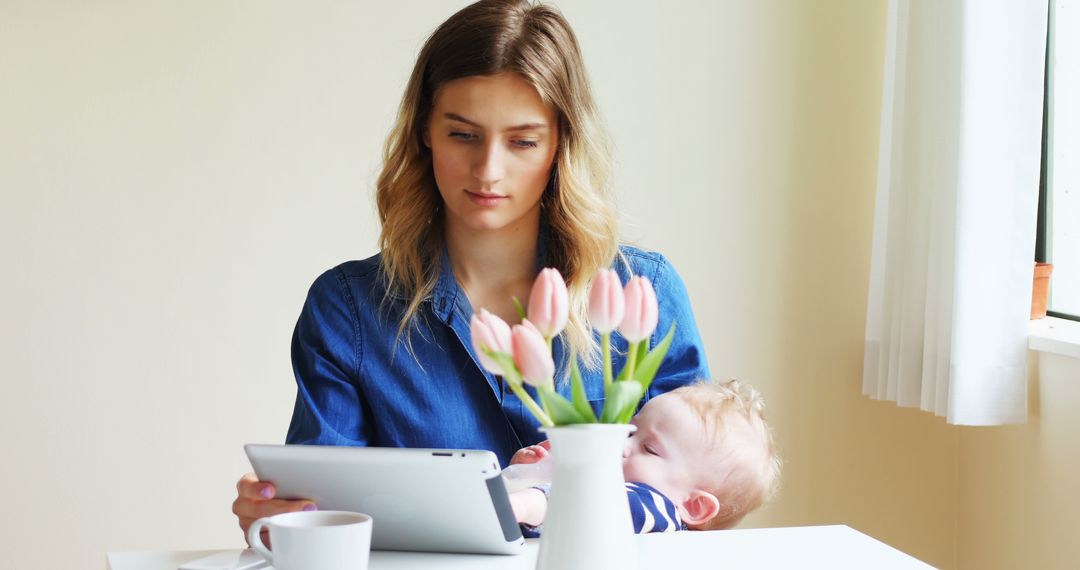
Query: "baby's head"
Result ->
[[622, 378, 781, 530]]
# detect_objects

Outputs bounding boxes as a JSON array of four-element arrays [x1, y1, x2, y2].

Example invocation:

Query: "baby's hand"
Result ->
[[510, 441, 551, 465]]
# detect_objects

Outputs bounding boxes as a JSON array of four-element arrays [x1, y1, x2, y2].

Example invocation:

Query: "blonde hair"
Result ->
[[376, 0, 618, 364], [671, 378, 782, 530]]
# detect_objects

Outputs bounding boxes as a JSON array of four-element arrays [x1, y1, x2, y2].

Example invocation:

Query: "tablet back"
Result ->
[[244, 444, 525, 555]]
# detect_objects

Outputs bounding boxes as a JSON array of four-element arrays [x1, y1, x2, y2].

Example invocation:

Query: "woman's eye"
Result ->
[[512, 139, 539, 149], [449, 131, 478, 141]]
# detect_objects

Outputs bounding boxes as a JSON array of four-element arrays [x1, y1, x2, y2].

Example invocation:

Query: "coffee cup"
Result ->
[[248, 510, 372, 570]]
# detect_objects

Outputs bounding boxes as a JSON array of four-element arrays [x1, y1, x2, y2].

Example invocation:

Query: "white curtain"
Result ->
[[863, 0, 1048, 425]]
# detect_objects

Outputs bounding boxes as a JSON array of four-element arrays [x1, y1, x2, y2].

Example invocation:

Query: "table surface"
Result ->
[[107, 525, 935, 569]]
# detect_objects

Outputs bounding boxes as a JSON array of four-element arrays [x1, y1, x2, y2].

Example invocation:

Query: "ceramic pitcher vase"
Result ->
[[535, 424, 638, 570]]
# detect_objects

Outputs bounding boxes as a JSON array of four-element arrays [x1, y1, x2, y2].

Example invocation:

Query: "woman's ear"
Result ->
[[679, 490, 721, 527]]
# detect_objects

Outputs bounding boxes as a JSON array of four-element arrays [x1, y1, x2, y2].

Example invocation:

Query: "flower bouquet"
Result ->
[[469, 267, 676, 427], [469, 267, 677, 570]]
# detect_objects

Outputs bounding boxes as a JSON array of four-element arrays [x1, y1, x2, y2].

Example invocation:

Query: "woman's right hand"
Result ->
[[233, 472, 318, 546]]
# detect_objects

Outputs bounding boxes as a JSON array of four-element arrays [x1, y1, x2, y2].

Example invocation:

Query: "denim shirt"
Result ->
[[285, 245, 710, 468]]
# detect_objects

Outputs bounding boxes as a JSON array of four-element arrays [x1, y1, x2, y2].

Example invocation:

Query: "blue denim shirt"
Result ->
[[285, 245, 710, 467]]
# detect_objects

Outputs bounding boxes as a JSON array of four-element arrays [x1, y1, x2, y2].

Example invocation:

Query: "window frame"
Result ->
[[1037, 0, 1079, 323]]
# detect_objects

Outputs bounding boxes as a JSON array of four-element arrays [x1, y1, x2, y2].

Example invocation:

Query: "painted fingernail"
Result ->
[[303, 503, 318, 512], [259, 486, 273, 499]]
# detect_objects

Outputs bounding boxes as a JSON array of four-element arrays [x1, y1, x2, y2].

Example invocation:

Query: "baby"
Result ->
[[508, 378, 781, 533]]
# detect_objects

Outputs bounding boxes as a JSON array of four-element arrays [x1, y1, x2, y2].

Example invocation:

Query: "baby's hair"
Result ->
[[670, 378, 782, 530]]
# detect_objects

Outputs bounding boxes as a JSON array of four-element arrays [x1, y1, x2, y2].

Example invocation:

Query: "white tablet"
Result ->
[[244, 444, 526, 555]]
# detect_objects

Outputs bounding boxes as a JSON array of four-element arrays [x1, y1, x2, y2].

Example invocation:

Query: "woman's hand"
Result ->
[[232, 472, 317, 546], [509, 440, 550, 465]]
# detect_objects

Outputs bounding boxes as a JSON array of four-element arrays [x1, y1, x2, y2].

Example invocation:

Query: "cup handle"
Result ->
[[247, 518, 274, 565]]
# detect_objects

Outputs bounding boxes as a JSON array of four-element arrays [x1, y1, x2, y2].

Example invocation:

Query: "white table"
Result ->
[[107, 525, 934, 569]]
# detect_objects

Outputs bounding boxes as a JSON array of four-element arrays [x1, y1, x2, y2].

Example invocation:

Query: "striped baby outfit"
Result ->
[[520, 481, 685, 537]]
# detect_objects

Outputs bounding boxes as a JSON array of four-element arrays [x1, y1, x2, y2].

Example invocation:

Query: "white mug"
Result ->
[[248, 510, 373, 570]]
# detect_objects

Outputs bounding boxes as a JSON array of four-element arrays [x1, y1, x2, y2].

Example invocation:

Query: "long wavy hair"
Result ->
[[376, 0, 618, 365]]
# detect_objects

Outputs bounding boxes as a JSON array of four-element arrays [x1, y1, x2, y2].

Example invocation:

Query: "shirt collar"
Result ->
[[427, 223, 550, 324], [431, 246, 463, 324]]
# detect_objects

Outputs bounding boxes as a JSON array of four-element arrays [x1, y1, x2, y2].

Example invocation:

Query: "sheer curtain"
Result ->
[[863, 0, 1048, 425]]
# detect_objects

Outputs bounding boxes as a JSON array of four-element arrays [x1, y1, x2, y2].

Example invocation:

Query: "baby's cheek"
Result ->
[[621, 459, 646, 483]]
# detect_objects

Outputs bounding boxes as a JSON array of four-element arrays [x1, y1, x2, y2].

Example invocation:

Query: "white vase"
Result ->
[[535, 424, 638, 570]]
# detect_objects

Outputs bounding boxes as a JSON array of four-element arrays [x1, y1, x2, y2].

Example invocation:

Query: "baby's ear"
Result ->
[[680, 490, 721, 527]]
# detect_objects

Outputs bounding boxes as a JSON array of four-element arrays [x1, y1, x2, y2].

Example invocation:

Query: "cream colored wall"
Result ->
[[681, 3, 958, 567], [958, 353, 1080, 570], [1, 1, 963, 569]]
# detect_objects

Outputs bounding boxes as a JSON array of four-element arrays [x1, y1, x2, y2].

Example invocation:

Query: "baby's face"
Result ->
[[622, 392, 717, 504]]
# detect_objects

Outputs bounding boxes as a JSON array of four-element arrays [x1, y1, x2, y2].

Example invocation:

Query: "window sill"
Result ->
[[1028, 316, 1080, 360]]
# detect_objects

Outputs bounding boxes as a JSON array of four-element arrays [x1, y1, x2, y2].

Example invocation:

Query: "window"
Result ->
[[1039, 0, 1079, 322]]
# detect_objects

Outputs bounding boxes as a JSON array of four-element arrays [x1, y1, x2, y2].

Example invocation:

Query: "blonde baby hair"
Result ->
[[670, 378, 782, 530]]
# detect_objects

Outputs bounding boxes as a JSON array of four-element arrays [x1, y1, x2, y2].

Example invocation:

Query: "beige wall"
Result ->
[[12, 1, 1070, 569], [722, 3, 958, 567], [958, 352, 1080, 570]]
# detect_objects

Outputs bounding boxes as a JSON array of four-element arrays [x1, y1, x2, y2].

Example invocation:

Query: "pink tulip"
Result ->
[[470, 309, 513, 376], [527, 268, 569, 339], [512, 321, 555, 387], [588, 268, 625, 334], [619, 276, 659, 343]]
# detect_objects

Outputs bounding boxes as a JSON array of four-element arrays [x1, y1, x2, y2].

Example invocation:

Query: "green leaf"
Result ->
[[483, 348, 553, 426], [512, 297, 527, 321], [507, 381, 554, 427], [483, 349, 523, 387], [600, 380, 644, 424], [632, 323, 677, 393], [538, 386, 588, 425], [633, 339, 649, 367], [569, 358, 599, 423], [615, 340, 638, 382], [601, 332, 613, 389]]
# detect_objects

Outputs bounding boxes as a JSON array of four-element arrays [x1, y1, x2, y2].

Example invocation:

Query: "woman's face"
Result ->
[[425, 73, 559, 235]]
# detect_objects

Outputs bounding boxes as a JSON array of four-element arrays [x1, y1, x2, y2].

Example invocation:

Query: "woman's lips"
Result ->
[[465, 190, 508, 207]]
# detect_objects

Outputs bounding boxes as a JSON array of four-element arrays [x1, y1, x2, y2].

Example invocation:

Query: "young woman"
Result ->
[[232, 0, 710, 540]]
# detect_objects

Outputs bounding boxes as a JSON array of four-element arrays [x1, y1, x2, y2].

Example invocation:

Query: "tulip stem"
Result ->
[[509, 382, 554, 427], [625, 340, 639, 382], [601, 332, 612, 389]]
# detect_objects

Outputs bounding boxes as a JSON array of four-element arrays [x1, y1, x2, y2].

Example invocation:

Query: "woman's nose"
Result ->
[[473, 142, 506, 185]]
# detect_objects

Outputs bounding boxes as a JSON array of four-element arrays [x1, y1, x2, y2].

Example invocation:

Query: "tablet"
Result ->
[[244, 444, 525, 555]]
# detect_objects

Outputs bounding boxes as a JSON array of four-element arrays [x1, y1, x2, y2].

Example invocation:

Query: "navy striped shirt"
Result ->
[[625, 481, 685, 533], [520, 481, 685, 537]]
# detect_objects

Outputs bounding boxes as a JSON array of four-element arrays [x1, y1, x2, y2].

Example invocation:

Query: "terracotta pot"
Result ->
[[1031, 262, 1054, 319]]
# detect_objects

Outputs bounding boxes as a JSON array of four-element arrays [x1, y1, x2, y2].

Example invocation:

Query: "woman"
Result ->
[[233, 0, 709, 539]]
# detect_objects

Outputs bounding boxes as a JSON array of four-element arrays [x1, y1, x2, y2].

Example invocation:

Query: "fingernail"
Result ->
[[259, 486, 273, 499], [303, 503, 318, 512]]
